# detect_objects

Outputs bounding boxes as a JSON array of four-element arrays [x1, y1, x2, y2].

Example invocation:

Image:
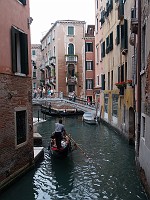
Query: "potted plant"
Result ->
[[126, 80, 132, 86], [115, 81, 126, 89]]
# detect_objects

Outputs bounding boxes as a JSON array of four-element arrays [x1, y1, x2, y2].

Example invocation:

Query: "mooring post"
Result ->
[[38, 110, 39, 122]]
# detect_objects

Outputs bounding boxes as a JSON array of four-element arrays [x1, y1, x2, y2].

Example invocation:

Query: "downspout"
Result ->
[[136, 0, 141, 158]]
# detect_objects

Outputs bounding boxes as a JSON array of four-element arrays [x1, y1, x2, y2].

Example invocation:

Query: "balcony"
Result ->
[[49, 56, 56, 67], [66, 76, 77, 85], [65, 55, 78, 63]]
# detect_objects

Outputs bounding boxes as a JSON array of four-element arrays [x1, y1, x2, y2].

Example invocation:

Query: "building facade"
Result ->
[[95, 0, 150, 193], [40, 20, 86, 98], [138, 0, 150, 192], [31, 44, 42, 92], [95, 0, 135, 142], [0, 0, 34, 191], [84, 25, 95, 103]]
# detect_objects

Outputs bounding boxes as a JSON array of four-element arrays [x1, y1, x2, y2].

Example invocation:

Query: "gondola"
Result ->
[[49, 133, 72, 158], [41, 105, 84, 117]]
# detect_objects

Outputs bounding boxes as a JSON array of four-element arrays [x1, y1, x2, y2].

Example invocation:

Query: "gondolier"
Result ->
[[53, 119, 66, 149]]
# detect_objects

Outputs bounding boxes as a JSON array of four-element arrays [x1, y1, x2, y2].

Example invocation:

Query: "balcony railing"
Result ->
[[65, 55, 78, 63], [66, 76, 77, 85], [49, 56, 56, 66]]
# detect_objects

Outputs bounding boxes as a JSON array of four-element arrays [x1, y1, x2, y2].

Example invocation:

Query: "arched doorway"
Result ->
[[129, 107, 135, 145]]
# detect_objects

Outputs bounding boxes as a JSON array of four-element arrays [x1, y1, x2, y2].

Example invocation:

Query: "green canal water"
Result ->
[[0, 108, 149, 200]]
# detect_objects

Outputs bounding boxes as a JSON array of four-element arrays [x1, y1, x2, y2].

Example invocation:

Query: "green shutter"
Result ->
[[109, 32, 113, 51], [124, 19, 128, 49], [20, 32, 29, 75], [11, 26, 17, 73], [116, 25, 120, 45], [101, 74, 105, 90]]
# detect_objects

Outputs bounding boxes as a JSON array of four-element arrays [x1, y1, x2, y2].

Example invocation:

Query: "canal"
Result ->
[[1, 108, 149, 200]]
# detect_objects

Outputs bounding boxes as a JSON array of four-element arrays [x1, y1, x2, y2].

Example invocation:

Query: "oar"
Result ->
[[67, 133, 90, 159]]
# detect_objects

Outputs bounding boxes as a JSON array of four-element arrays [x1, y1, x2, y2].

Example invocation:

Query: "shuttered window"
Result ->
[[101, 74, 105, 90], [121, 19, 128, 50], [11, 26, 29, 75], [101, 41, 105, 58], [116, 25, 120, 45], [109, 32, 113, 51]]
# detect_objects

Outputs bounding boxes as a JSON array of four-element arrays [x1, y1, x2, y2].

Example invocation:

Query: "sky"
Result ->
[[29, 0, 95, 44]]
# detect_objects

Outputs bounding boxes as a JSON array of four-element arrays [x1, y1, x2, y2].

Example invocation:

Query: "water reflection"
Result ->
[[50, 156, 74, 195], [0, 112, 149, 200]]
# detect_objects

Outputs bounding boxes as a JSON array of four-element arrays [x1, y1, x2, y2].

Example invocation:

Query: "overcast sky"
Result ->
[[29, 0, 95, 44]]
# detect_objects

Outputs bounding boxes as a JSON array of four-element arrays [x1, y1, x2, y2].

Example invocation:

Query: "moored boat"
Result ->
[[82, 112, 98, 125], [41, 105, 84, 117]]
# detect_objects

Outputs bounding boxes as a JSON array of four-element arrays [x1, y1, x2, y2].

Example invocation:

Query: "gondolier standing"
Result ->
[[54, 119, 66, 149]]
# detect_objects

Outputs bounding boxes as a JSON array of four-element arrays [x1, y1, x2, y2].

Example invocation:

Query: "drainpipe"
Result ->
[[136, 0, 141, 158]]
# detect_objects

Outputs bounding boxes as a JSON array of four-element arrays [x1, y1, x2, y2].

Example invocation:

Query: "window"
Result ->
[[116, 25, 120, 45], [96, 46, 99, 63], [11, 26, 29, 75], [33, 71, 36, 78], [16, 110, 27, 145], [86, 42, 93, 52], [68, 85, 75, 92], [86, 79, 94, 89], [68, 26, 74, 36], [86, 61, 93, 70], [18, 0, 26, 5], [101, 74, 105, 90], [104, 94, 109, 113], [33, 83, 36, 89], [32, 50, 35, 55], [101, 41, 105, 58], [112, 94, 119, 117], [68, 43, 74, 55]]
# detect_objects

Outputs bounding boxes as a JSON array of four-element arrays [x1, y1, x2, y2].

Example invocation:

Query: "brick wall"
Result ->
[[0, 74, 34, 186]]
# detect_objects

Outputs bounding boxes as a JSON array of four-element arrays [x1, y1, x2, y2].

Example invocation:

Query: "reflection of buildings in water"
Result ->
[[51, 156, 74, 195]]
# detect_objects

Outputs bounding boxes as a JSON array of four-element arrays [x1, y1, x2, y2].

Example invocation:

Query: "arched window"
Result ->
[[68, 43, 74, 55]]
